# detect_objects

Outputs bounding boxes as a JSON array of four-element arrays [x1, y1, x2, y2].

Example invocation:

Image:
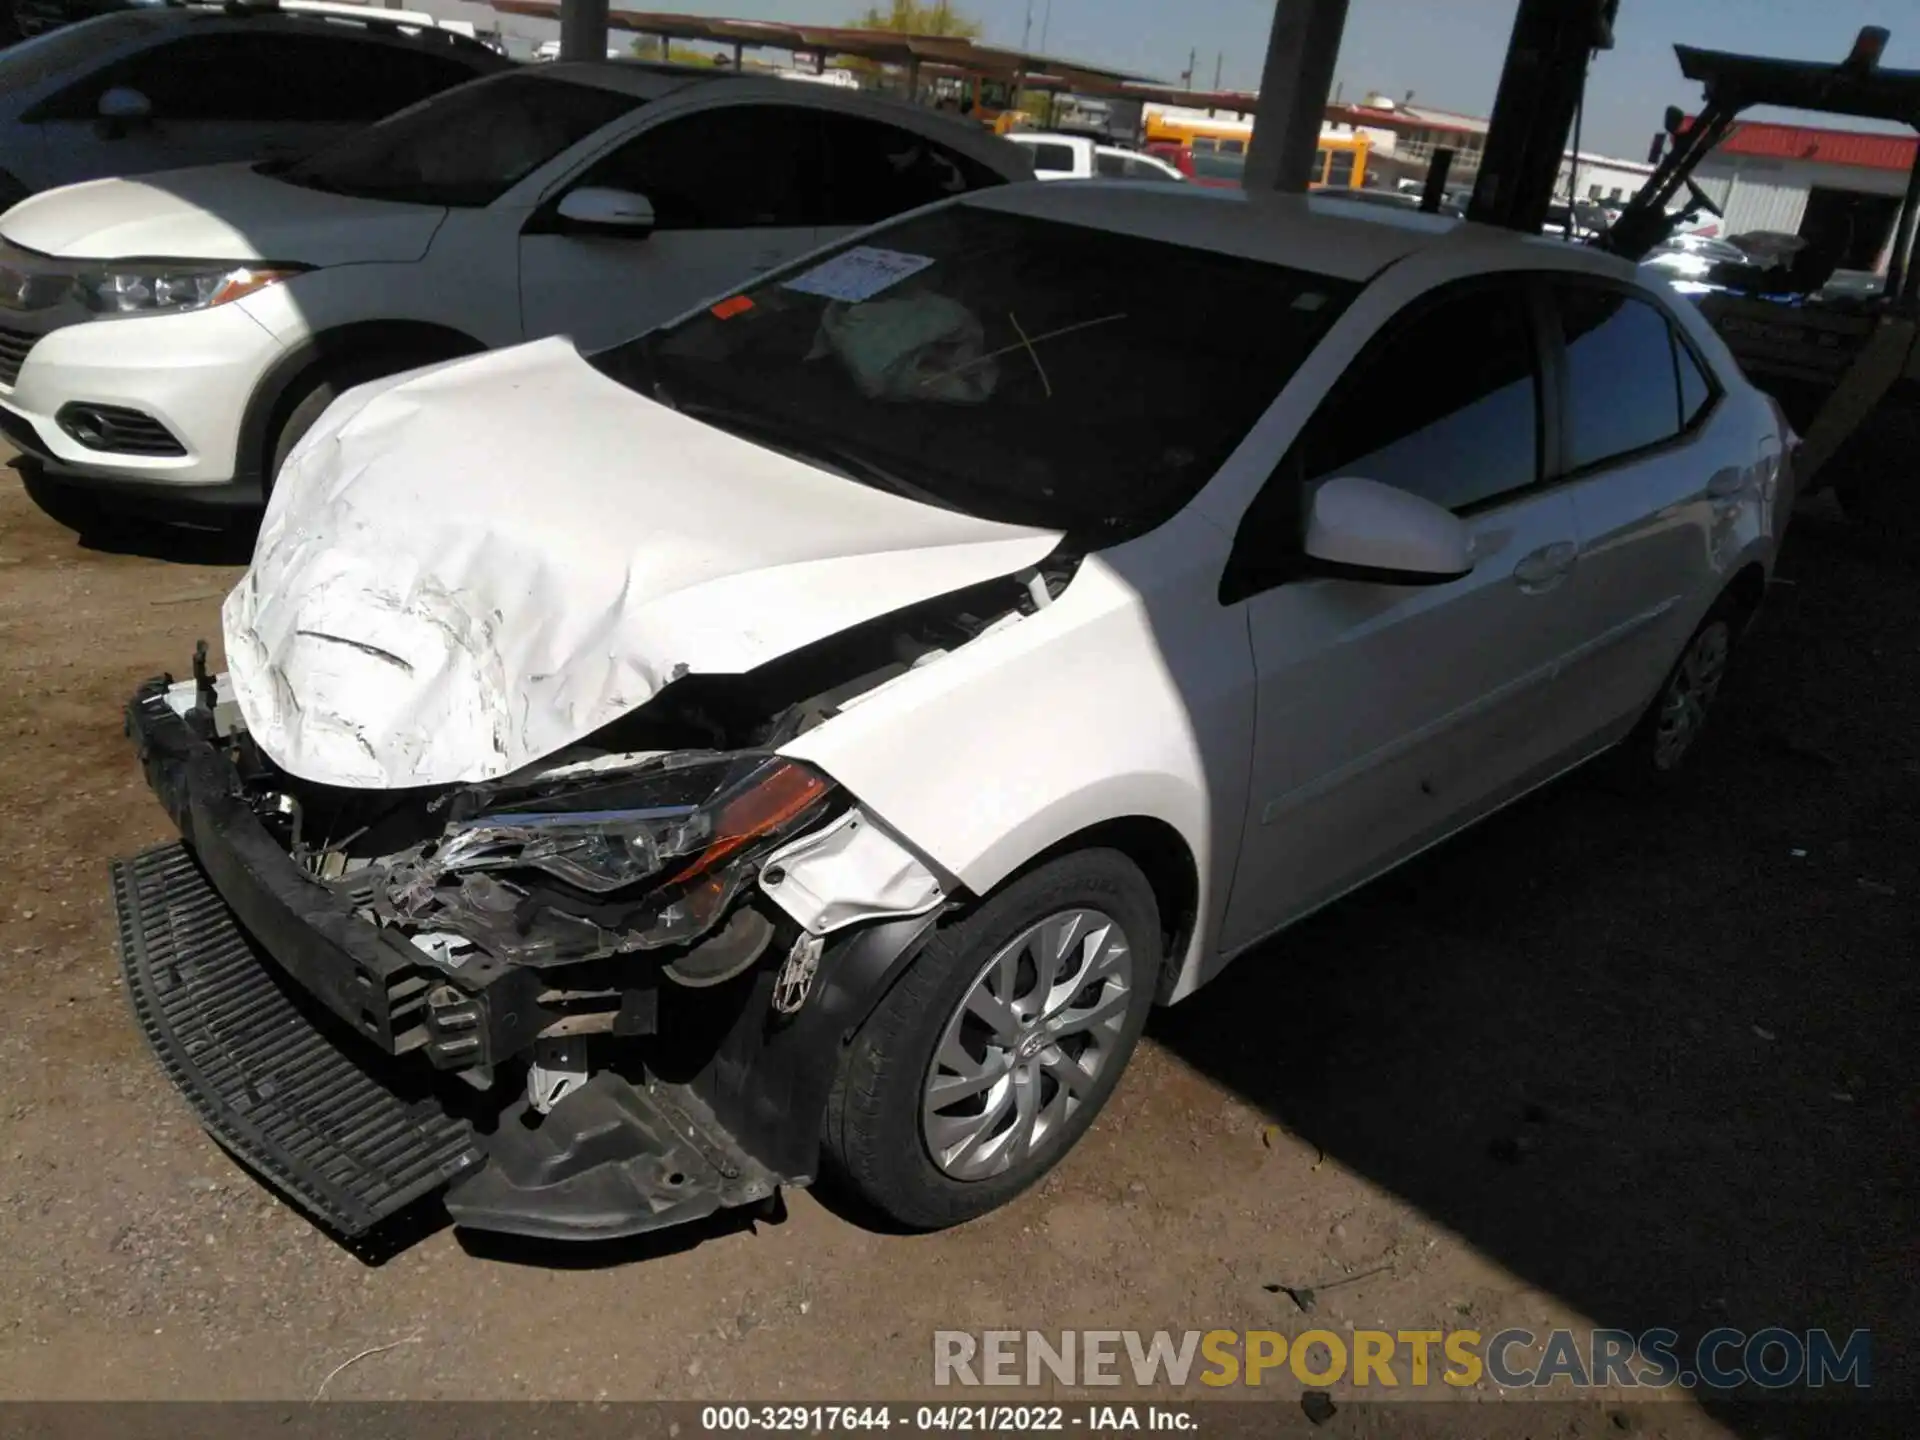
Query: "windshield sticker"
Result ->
[[783, 247, 936, 303], [709, 294, 755, 319]]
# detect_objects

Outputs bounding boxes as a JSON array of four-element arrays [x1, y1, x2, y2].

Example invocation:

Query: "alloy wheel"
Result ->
[[1653, 620, 1731, 770], [920, 908, 1133, 1181]]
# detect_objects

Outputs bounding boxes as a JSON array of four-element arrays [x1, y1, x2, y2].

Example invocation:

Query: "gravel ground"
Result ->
[[0, 457, 1911, 1435]]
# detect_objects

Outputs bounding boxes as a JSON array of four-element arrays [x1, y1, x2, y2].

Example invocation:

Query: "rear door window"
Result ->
[[583, 103, 823, 228], [285, 71, 637, 206], [813, 111, 1006, 223], [1025, 141, 1077, 174], [1676, 333, 1715, 427], [1552, 283, 1685, 470]]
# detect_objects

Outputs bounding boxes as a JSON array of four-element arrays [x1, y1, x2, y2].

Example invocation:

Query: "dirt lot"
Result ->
[[0, 454, 1912, 1433]]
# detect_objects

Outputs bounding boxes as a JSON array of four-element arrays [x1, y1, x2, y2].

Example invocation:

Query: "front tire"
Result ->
[[822, 848, 1160, 1230]]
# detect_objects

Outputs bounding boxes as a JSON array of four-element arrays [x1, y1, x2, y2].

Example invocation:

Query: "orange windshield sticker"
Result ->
[[710, 295, 755, 319]]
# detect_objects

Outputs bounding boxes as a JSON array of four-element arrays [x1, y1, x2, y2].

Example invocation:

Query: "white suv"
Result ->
[[0, 63, 1031, 526], [0, 5, 505, 208]]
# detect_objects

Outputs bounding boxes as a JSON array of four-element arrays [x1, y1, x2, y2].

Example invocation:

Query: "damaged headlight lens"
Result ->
[[429, 755, 833, 895], [372, 754, 838, 967], [73, 263, 305, 317]]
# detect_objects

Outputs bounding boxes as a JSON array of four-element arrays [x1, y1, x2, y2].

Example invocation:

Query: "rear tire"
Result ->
[[822, 848, 1159, 1231], [1613, 592, 1747, 780]]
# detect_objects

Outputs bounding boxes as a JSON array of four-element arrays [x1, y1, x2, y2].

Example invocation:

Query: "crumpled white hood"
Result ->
[[224, 338, 1060, 789]]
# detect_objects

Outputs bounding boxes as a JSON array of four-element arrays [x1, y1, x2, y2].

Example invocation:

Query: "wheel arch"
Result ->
[[233, 320, 487, 487], [995, 814, 1201, 1004]]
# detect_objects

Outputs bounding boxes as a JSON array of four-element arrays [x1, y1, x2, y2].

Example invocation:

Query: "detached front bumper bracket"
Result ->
[[113, 841, 484, 1237]]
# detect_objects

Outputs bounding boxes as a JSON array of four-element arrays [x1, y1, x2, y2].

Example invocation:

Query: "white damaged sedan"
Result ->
[[114, 183, 1792, 1243]]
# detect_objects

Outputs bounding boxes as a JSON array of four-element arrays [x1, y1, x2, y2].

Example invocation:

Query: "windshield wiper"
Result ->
[[671, 399, 963, 513]]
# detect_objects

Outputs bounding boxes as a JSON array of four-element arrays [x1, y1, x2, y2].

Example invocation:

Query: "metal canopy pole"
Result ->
[[558, 0, 609, 61], [1244, 0, 1351, 193], [1466, 0, 1617, 232]]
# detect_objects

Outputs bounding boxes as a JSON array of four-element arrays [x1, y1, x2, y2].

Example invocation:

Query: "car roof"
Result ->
[[960, 181, 1641, 284], [59, 4, 491, 50], [539, 60, 717, 101], [538, 64, 1030, 169]]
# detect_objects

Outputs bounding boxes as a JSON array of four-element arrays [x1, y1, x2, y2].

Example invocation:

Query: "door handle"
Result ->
[[1512, 540, 1578, 592]]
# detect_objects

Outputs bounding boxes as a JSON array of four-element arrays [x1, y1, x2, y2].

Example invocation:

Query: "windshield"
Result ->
[[281, 72, 640, 206], [594, 204, 1357, 539]]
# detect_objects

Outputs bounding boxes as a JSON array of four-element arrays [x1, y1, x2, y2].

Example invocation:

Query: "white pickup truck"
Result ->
[[1006, 132, 1185, 183]]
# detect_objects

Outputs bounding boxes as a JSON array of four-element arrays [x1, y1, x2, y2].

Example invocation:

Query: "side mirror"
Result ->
[[556, 187, 655, 236], [98, 87, 152, 122], [1302, 476, 1473, 585]]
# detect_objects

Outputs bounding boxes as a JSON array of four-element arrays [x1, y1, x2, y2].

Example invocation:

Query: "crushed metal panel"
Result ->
[[223, 337, 1060, 789], [756, 807, 945, 935]]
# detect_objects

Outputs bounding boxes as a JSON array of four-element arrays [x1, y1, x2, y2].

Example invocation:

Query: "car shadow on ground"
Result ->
[[454, 1193, 785, 1272], [12, 460, 259, 567], [1146, 512, 1919, 1421], [75, 516, 259, 568]]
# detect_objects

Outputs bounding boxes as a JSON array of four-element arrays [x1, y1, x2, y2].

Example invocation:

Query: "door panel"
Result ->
[[1218, 273, 1595, 953], [1559, 449, 1711, 737], [1548, 283, 1724, 739], [1222, 488, 1584, 952]]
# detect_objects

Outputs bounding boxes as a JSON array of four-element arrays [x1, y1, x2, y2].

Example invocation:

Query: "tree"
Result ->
[[849, 0, 982, 38]]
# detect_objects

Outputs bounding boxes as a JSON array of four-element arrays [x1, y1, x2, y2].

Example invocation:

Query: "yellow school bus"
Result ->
[[1143, 113, 1369, 188], [1312, 133, 1371, 189], [1144, 112, 1254, 157], [942, 72, 1035, 135]]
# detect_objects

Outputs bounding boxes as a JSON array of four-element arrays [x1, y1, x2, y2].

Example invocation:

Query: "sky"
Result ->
[[599, 0, 1920, 158]]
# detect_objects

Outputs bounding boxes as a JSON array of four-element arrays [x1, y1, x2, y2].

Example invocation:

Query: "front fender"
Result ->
[[782, 512, 1254, 999]]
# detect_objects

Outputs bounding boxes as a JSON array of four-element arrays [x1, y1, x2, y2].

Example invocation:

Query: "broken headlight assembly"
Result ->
[[372, 753, 835, 969]]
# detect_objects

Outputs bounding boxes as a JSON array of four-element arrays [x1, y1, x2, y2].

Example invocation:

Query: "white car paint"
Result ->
[[1006, 132, 1185, 184], [217, 184, 1790, 1004], [0, 64, 1032, 495], [1, 162, 446, 264]]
